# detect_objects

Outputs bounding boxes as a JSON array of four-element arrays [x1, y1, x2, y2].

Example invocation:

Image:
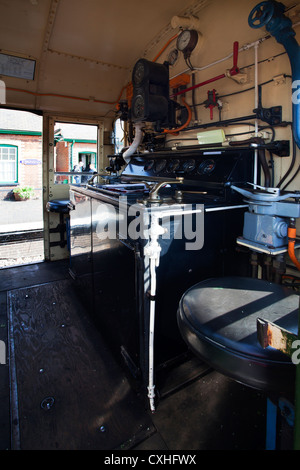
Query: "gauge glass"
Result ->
[[182, 159, 195, 173], [168, 48, 179, 66], [144, 160, 154, 171], [166, 159, 180, 173], [154, 159, 167, 173], [198, 159, 216, 175], [177, 30, 192, 51]]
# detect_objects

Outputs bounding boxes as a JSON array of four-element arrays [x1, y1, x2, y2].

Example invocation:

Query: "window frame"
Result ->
[[0, 144, 18, 184]]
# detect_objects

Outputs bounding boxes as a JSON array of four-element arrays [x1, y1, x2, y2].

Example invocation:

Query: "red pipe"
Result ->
[[171, 41, 240, 98], [170, 73, 226, 98]]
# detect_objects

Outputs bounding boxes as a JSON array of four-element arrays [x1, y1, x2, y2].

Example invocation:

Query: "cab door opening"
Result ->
[[0, 108, 44, 268], [44, 118, 104, 263]]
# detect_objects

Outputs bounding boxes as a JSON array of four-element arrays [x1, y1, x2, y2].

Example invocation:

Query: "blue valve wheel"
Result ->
[[248, 1, 275, 28]]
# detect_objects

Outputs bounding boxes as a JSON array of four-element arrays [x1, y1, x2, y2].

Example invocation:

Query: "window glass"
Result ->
[[0, 145, 17, 182]]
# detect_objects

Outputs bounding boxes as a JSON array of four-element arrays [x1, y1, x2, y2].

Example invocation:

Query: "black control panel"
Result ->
[[122, 149, 255, 186]]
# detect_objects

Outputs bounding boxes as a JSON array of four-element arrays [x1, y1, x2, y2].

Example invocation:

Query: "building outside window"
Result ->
[[0, 109, 42, 200]]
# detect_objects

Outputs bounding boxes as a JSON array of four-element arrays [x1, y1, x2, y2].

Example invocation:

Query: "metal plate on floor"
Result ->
[[8, 279, 154, 450]]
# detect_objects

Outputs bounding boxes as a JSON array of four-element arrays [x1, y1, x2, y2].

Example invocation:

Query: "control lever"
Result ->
[[148, 177, 184, 201], [204, 89, 220, 120], [174, 189, 208, 202]]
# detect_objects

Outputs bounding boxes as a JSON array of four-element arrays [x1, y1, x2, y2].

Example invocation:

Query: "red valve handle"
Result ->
[[230, 41, 240, 76]]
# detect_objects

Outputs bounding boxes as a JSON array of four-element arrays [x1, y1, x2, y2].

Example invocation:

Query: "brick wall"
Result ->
[[55, 141, 70, 183]]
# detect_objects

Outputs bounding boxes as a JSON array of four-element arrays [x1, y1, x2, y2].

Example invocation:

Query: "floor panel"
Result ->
[[8, 279, 154, 450]]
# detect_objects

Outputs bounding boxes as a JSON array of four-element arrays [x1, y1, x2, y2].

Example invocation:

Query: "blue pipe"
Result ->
[[248, 1, 300, 148]]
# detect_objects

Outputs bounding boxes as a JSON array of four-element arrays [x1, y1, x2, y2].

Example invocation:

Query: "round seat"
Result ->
[[177, 277, 299, 395], [46, 199, 70, 214]]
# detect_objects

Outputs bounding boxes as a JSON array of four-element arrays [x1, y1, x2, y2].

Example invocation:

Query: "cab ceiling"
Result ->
[[0, 0, 208, 118]]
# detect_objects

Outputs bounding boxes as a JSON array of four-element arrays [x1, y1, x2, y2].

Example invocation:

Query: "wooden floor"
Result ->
[[0, 259, 271, 450]]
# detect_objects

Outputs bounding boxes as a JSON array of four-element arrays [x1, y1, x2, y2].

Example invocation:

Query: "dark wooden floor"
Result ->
[[0, 260, 73, 450], [0, 259, 271, 451]]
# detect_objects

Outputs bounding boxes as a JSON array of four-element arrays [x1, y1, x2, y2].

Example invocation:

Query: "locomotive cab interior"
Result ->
[[1, 0, 300, 453]]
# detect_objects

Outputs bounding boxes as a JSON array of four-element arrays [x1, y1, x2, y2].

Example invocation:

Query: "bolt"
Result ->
[[40, 396, 55, 411]]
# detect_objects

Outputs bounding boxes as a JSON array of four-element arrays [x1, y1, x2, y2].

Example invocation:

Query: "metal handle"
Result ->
[[148, 177, 184, 201]]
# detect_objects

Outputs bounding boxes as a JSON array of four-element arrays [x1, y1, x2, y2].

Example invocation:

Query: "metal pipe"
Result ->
[[123, 122, 143, 163], [144, 205, 204, 412], [144, 213, 166, 412], [171, 41, 241, 98], [248, 1, 300, 148], [170, 73, 226, 98]]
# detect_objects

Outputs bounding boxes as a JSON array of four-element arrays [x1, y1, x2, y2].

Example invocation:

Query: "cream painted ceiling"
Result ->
[[0, 0, 209, 117]]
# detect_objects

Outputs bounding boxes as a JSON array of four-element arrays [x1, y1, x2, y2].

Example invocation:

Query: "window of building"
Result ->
[[78, 152, 97, 171], [0, 144, 17, 183]]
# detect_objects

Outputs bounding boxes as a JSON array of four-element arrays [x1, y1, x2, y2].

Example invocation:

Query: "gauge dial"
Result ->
[[166, 159, 180, 173], [182, 159, 195, 173], [154, 159, 167, 173], [176, 29, 198, 58], [144, 160, 155, 172], [197, 159, 216, 175], [168, 48, 179, 66]]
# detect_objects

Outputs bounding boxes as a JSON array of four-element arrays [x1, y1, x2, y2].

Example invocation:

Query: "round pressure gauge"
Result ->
[[166, 159, 180, 173], [154, 159, 167, 173], [168, 48, 179, 66], [176, 29, 198, 58], [182, 159, 196, 173], [144, 160, 155, 171], [197, 159, 216, 175]]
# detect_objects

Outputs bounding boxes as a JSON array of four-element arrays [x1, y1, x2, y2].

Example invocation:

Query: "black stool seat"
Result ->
[[177, 277, 299, 395], [46, 199, 70, 214]]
